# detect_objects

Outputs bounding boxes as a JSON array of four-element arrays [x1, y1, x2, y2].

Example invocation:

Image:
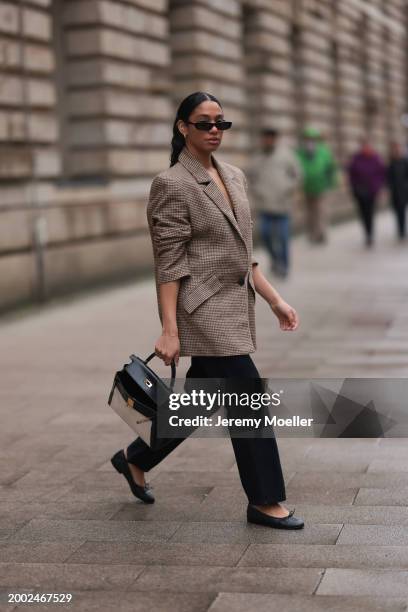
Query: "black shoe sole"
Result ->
[[247, 517, 304, 529], [247, 506, 304, 529], [111, 450, 155, 504]]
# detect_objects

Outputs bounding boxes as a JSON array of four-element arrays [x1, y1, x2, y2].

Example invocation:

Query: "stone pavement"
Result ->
[[1, 209, 408, 612]]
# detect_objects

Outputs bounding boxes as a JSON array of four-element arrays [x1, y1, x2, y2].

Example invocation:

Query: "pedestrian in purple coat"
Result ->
[[347, 139, 387, 247]]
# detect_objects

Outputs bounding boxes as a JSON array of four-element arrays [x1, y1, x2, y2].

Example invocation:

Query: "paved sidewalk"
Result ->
[[1, 210, 408, 611]]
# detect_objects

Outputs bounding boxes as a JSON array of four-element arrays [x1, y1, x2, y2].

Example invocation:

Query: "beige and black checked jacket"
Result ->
[[147, 145, 259, 357]]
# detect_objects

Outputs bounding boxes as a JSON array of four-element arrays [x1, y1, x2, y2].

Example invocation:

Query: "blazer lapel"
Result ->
[[178, 146, 248, 251]]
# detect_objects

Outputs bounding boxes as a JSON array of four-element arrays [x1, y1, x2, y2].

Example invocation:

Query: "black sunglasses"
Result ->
[[187, 120, 232, 132]]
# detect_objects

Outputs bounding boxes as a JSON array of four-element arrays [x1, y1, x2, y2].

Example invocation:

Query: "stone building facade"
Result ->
[[0, 0, 407, 310]]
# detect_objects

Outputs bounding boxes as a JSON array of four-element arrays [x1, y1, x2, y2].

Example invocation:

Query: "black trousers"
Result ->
[[126, 354, 286, 505], [390, 193, 407, 239], [353, 190, 376, 240]]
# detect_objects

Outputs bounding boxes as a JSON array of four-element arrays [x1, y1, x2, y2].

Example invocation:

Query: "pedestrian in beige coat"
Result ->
[[111, 91, 304, 530], [247, 128, 302, 277]]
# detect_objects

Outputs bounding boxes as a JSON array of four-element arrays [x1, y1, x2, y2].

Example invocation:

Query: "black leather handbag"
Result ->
[[108, 352, 176, 451]]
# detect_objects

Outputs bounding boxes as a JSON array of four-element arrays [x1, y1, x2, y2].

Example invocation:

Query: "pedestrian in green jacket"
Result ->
[[297, 127, 337, 243]]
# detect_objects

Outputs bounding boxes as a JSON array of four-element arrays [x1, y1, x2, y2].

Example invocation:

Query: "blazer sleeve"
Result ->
[[238, 168, 259, 268], [147, 175, 192, 284]]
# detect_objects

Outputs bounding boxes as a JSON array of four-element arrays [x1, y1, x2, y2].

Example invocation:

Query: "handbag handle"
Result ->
[[144, 351, 176, 390]]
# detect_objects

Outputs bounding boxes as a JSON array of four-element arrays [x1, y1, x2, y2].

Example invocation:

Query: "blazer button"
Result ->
[[238, 276, 245, 286]]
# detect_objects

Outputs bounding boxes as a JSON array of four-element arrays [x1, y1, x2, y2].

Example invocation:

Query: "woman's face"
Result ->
[[178, 100, 225, 154]]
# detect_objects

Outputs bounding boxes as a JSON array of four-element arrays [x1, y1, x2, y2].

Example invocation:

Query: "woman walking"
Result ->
[[111, 92, 304, 529]]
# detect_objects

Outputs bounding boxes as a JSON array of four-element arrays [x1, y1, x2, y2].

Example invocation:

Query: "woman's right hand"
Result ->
[[155, 332, 180, 366]]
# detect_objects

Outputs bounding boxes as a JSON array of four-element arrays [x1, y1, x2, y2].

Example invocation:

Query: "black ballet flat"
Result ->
[[247, 504, 304, 529], [111, 450, 155, 504]]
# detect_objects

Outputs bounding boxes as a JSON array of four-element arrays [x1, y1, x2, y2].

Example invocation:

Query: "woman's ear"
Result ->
[[177, 120, 186, 138]]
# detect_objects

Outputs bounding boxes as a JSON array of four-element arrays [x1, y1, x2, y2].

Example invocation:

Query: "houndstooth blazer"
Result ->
[[147, 145, 259, 357]]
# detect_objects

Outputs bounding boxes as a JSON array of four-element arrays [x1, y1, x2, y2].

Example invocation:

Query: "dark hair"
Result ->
[[262, 128, 279, 137], [170, 91, 222, 167]]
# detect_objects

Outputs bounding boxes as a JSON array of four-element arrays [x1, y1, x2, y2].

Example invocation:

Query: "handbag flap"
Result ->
[[116, 372, 157, 415], [124, 356, 172, 408]]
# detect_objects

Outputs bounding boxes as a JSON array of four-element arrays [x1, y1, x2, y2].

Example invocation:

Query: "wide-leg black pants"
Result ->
[[126, 354, 286, 505]]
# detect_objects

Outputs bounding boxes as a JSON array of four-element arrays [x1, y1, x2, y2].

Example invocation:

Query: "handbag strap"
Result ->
[[144, 351, 176, 390]]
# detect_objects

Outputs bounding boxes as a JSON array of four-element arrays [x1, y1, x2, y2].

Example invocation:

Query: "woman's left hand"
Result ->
[[270, 299, 299, 331]]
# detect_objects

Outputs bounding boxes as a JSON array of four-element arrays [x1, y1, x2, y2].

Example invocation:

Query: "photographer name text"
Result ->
[[168, 415, 314, 428]]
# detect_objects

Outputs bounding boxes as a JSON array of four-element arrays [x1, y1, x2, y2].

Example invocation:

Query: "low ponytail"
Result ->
[[170, 120, 185, 167]]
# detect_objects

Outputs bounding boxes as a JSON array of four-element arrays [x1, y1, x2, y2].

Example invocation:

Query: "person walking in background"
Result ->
[[297, 126, 337, 244], [247, 128, 302, 278], [387, 141, 408, 241], [347, 138, 386, 247]]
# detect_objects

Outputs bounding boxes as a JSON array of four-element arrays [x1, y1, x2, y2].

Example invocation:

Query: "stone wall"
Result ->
[[0, 0, 406, 311]]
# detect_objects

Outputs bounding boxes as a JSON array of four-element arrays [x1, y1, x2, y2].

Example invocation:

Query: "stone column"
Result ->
[[294, 0, 337, 148], [0, 0, 59, 183], [242, 0, 296, 150], [56, 0, 171, 191], [169, 0, 248, 167]]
